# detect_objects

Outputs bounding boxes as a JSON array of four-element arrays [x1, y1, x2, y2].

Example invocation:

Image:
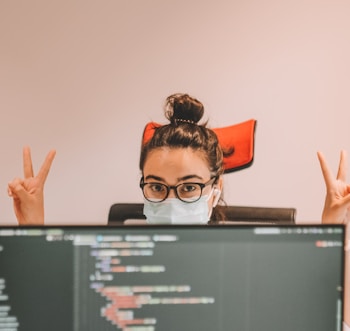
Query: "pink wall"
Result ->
[[1, 0, 350, 224]]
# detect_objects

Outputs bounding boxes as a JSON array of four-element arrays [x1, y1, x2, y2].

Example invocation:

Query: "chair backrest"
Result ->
[[222, 205, 296, 224], [107, 203, 296, 225]]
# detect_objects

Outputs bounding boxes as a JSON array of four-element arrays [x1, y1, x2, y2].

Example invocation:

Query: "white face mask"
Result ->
[[144, 188, 221, 225]]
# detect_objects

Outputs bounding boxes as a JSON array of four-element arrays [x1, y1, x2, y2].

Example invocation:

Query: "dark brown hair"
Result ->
[[139, 93, 226, 223]]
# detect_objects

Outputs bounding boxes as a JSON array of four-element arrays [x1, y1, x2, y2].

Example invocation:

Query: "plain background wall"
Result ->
[[1, 0, 350, 225]]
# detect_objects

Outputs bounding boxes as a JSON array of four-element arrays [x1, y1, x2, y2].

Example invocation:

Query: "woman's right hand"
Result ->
[[8, 146, 56, 225]]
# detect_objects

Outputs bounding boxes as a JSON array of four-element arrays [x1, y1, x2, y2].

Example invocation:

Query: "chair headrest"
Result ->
[[142, 119, 257, 173]]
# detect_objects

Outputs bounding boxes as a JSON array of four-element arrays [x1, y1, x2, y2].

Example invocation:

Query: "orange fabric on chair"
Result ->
[[142, 119, 257, 173], [215, 119, 257, 173], [142, 122, 162, 145]]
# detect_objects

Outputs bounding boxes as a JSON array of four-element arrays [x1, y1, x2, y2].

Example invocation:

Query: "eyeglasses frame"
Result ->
[[139, 176, 218, 203]]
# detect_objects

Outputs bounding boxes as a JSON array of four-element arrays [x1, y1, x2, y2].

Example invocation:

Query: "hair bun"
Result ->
[[165, 93, 204, 125]]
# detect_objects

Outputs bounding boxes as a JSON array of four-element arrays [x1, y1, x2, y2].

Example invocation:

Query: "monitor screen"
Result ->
[[0, 224, 345, 331]]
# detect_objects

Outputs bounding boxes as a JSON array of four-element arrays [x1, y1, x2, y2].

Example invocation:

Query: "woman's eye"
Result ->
[[150, 184, 165, 192], [181, 184, 199, 193]]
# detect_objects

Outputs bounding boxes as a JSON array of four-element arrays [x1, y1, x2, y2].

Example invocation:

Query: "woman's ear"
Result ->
[[212, 189, 221, 207], [212, 176, 223, 207]]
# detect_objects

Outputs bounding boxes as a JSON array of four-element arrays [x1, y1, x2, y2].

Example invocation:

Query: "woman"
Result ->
[[8, 97, 350, 227], [139, 93, 225, 224]]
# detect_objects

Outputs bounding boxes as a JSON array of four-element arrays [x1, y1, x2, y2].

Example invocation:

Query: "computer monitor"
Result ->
[[0, 224, 345, 331]]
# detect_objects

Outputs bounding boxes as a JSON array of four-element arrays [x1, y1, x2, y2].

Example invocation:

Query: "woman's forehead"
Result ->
[[143, 148, 211, 181]]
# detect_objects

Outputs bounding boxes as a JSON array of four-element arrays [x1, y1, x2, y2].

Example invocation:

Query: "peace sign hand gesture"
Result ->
[[8, 146, 56, 225], [317, 150, 350, 224]]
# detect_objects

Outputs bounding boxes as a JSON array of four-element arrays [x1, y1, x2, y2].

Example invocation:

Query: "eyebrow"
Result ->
[[144, 174, 204, 182]]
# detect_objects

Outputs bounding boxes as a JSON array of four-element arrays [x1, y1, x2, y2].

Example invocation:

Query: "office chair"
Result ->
[[108, 120, 297, 225], [107, 203, 296, 225]]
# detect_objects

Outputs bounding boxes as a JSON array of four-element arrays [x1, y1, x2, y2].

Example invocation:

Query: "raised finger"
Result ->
[[36, 149, 56, 183], [23, 146, 34, 179], [317, 151, 334, 189], [336, 150, 347, 182]]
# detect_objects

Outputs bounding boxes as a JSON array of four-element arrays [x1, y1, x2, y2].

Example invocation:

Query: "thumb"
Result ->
[[8, 179, 29, 201]]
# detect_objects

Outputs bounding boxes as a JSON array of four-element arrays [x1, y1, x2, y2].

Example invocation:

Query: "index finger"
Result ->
[[36, 149, 56, 184], [317, 151, 334, 190], [23, 146, 34, 179], [336, 150, 347, 182]]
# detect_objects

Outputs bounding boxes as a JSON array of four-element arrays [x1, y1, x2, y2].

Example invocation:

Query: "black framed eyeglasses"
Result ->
[[140, 176, 217, 203]]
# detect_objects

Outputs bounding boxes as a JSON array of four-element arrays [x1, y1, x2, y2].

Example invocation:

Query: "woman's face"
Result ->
[[142, 147, 222, 210]]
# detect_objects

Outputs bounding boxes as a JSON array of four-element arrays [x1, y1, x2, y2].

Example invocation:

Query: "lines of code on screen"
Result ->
[[72, 232, 219, 331], [0, 226, 345, 331]]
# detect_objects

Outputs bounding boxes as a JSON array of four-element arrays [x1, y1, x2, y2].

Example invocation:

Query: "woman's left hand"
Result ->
[[317, 150, 350, 224]]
